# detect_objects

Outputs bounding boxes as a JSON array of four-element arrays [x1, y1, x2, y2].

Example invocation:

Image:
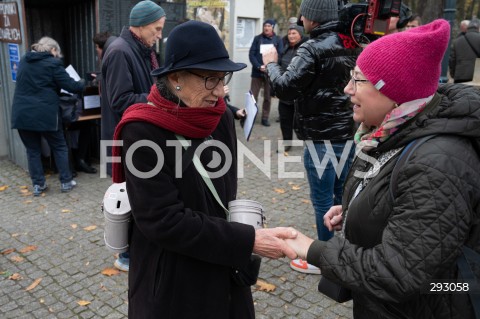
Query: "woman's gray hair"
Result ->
[[156, 75, 187, 107], [31, 37, 62, 57]]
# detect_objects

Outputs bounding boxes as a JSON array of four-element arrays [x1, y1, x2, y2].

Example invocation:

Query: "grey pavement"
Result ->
[[0, 99, 353, 318]]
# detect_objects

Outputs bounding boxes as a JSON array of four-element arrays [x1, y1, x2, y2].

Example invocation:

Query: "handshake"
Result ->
[[252, 205, 343, 260]]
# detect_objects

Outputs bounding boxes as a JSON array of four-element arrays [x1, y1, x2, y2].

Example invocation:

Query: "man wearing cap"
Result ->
[[100, 0, 166, 272], [262, 0, 361, 274], [101, 0, 166, 177], [248, 19, 283, 126]]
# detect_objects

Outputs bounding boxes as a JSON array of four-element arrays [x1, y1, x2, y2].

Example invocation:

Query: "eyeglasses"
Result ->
[[186, 71, 233, 90], [349, 70, 369, 93]]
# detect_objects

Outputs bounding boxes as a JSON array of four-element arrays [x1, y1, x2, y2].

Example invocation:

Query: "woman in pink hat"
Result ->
[[285, 19, 480, 318]]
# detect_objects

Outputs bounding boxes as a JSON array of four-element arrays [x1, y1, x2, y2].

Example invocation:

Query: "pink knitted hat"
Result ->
[[357, 19, 451, 104]]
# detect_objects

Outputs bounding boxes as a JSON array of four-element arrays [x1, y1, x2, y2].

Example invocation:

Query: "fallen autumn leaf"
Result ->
[[19, 245, 38, 253], [101, 267, 120, 276], [25, 278, 42, 291], [255, 279, 276, 292], [77, 300, 91, 306]]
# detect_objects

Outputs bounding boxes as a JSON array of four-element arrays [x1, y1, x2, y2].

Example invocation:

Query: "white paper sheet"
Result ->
[[83, 95, 100, 109], [61, 64, 81, 94], [260, 44, 274, 54], [243, 91, 258, 141]]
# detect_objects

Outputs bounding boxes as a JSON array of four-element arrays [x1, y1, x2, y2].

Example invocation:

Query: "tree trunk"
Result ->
[[265, 0, 273, 20], [284, 0, 289, 19], [457, 0, 466, 20]]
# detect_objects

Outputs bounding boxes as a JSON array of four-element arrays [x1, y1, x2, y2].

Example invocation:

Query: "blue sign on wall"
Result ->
[[8, 43, 20, 82]]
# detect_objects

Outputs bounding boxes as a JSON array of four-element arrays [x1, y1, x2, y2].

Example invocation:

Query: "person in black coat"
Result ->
[[11, 36, 85, 196], [285, 20, 480, 319], [449, 18, 480, 83], [100, 0, 166, 272], [100, 0, 166, 178], [262, 0, 361, 274], [111, 21, 297, 319], [248, 19, 283, 126], [277, 24, 308, 152]]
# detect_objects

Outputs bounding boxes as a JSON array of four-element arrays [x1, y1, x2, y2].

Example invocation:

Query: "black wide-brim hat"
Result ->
[[151, 20, 246, 77]]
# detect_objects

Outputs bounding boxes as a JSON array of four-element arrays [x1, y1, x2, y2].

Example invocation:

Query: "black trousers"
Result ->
[[278, 101, 295, 141], [68, 121, 93, 164]]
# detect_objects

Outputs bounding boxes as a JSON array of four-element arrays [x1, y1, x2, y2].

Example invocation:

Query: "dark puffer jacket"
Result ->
[[449, 26, 480, 82], [307, 84, 480, 318], [266, 21, 362, 141]]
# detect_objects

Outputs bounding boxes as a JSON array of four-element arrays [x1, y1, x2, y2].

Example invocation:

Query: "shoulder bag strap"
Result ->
[[175, 134, 230, 216], [464, 34, 480, 58]]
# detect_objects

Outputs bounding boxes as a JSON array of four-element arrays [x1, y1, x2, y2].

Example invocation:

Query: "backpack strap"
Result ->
[[457, 246, 480, 318], [389, 135, 437, 202]]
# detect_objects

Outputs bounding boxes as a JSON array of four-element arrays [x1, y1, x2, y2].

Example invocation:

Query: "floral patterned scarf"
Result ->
[[354, 96, 433, 151]]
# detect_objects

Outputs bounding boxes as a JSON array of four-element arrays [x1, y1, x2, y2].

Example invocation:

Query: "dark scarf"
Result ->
[[130, 30, 159, 70], [112, 84, 226, 182]]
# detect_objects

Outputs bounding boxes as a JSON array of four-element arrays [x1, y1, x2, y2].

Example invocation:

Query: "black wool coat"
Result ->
[[120, 109, 256, 319], [100, 27, 155, 142]]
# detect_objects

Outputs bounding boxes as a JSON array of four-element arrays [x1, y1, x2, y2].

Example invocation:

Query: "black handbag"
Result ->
[[318, 276, 352, 303], [231, 254, 262, 287], [59, 93, 82, 124]]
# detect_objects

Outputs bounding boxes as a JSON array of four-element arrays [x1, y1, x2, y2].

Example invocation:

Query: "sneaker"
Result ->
[[261, 119, 271, 127], [33, 183, 48, 197], [114, 255, 129, 272], [290, 259, 321, 274], [61, 180, 77, 193]]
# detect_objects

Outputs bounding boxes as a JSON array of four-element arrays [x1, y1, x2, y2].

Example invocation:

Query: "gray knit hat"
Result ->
[[300, 0, 338, 24], [288, 24, 304, 35], [129, 1, 166, 27]]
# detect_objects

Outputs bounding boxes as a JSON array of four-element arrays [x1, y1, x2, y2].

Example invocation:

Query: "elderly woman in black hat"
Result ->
[[111, 21, 297, 319]]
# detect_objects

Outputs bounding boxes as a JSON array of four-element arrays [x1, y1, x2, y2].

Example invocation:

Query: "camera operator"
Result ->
[[262, 0, 362, 274]]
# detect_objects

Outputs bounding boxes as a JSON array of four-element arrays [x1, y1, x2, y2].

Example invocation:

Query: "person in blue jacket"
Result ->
[[11, 36, 85, 196]]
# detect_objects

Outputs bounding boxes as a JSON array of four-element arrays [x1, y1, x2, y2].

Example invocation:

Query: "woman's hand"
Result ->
[[253, 227, 298, 259], [324, 205, 343, 231], [284, 230, 315, 260], [262, 47, 278, 65]]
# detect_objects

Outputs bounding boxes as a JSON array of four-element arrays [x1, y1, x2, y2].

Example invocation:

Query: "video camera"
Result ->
[[338, 0, 412, 45]]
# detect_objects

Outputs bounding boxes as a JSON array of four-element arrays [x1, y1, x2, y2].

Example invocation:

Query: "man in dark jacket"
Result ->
[[248, 19, 283, 126], [100, 0, 166, 272], [449, 18, 480, 83], [263, 0, 361, 274], [100, 0, 166, 177]]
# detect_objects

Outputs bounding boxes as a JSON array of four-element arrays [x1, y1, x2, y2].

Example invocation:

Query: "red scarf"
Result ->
[[130, 30, 159, 70], [112, 85, 226, 183]]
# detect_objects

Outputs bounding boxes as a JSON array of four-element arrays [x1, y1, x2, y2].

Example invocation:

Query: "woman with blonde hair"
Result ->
[[11, 36, 85, 196]]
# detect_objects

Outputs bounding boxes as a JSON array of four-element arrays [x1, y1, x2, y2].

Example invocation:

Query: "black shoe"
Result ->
[[261, 119, 271, 127], [76, 159, 97, 174]]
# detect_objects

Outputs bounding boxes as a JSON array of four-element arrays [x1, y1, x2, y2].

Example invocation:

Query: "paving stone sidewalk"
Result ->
[[0, 100, 353, 318]]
